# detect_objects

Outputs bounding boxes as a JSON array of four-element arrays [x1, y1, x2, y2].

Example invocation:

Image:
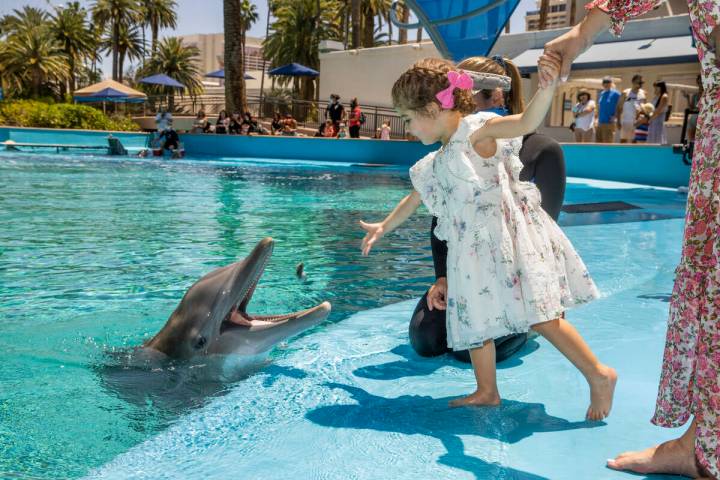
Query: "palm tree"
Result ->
[[397, 1, 408, 44], [140, 0, 177, 56], [49, 2, 97, 94], [223, 0, 259, 114], [0, 29, 67, 97], [264, 0, 340, 103], [362, 0, 390, 48], [538, 0, 550, 30], [0, 6, 49, 37], [238, 0, 259, 74], [92, 0, 142, 81], [111, 23, 145, 83], [351, 0, 361, 48], [141, 37, 202, 111]]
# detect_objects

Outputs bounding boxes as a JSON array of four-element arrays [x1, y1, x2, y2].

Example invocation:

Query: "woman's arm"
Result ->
[[360, 191, 422, 256], [649, 95, 668, 121]]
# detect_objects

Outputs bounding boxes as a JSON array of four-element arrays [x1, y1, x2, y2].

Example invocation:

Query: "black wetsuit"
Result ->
[[409, 132, 566, 362], [159, 129, 180, 151]]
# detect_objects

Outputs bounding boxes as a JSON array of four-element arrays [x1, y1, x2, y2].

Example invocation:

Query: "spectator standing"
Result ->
[[633, 103, 653, 143], [348, 98, 362, 138], [596, 76, 620, 143], [572, 91, 596, 142], [380, 121, 391, 140], [155, 107, 172, 132], [325, 94, 345, 133], [617, 74, 646, 143], [647, 80, 669, 144]]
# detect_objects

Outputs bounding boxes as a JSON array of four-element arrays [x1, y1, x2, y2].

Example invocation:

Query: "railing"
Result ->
[[146, 94, 409, 139]]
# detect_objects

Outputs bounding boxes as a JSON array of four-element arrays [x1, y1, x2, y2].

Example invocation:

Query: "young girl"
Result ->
[[360, 57, 617, 420], [633, 103, 653, 143]]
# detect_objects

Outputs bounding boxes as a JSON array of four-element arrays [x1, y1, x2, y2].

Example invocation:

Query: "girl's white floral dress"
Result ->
[[409, 112, 599, 351]]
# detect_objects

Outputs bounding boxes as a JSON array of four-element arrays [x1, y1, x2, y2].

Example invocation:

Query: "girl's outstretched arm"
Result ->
[[360, 190, 422, 256], [470, 51, 563, 145]]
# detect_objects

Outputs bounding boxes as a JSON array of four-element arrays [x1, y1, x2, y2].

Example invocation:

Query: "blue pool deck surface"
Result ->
[[0, 146, 691, 479], [85, 211, 686, 480]]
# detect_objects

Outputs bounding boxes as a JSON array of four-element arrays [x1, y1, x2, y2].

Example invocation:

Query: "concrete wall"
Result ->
[[319, 42, 441, 108], [0, 126, 149, 148]]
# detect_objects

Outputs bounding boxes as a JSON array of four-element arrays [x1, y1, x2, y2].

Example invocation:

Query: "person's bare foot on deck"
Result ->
[[607, 438, 703, 478], [449, 389, 501, 408], [586, 365, 617, 420]]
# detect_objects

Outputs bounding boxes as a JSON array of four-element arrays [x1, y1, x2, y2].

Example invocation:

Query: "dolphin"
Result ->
[[143, 237, 331, 361]]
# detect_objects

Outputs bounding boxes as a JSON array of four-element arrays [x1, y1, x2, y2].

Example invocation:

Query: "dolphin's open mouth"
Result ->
[[219, 240, 327, 333]]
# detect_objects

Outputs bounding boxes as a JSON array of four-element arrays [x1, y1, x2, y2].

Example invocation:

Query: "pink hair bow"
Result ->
[[435, 70, 473, 109]]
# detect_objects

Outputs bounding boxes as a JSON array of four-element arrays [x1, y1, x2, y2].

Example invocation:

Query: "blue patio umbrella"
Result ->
[[268, 63, 319, 77], [390, 0, 521, 61], [74, 87, 144, 103], [139, 73, 185, 89], [204, 69, 255, 80]]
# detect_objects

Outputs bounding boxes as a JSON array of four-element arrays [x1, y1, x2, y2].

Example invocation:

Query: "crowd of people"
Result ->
[[571, 73, 701, 144]]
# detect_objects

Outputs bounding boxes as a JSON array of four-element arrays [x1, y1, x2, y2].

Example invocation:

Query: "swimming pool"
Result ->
[[0, 151, 688, 479]]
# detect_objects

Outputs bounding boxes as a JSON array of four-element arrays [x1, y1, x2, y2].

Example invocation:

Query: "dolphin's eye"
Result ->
[[193, 336, 207, 350]]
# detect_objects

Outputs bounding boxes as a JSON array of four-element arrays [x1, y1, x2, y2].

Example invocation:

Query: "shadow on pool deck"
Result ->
[[306, 382, 605, 479], [352, 341, 541, 381]]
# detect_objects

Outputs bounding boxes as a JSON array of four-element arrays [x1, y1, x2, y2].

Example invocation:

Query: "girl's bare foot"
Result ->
[[449, 389, 501, 408], [607, 438, 702, 478], [586, 365, 617, 420]]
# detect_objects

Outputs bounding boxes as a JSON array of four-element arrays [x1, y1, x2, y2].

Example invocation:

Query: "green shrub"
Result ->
[[0, 100, 140, 132]]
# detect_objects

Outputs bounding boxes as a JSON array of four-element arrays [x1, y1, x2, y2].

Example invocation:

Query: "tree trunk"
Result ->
[[568, 0, 577, 26], [398, 3, 408, 44], [387, 12, 392, 45], [363, 6, 374, 47], [112, 22, 119, 81], [152, 20, 159, 55], [224, 0, 246, 114], [342, 1, 349, 48], [416, 27, 422, 42], [538, 0, 549, 30], [69, 54, 76, 93], [119, 51, 125, 83], [351, 0, 361, 48]]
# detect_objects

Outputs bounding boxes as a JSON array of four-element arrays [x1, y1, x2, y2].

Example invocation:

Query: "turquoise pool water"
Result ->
[[0, 151, 689, 479]]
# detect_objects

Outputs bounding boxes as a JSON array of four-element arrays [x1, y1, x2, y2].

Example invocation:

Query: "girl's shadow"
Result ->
[[352, 340, 540, 381], [306, 382, 604, 479]]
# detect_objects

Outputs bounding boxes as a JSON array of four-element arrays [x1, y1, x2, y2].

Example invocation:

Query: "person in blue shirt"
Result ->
[[595, 76, 620, 143]]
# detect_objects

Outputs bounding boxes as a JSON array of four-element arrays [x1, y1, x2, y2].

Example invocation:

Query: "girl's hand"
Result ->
[[537, 50, 563, 88], [359, 221, 385, 256], [427, 277, 448, 311]]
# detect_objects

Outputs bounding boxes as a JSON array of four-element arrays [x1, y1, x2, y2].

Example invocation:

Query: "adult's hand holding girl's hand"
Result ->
[[359, 221, 385, 256], [536, 50, 563, 89]]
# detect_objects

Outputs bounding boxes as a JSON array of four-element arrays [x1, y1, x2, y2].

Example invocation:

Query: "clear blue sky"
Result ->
[[2, 0, 536, 76]]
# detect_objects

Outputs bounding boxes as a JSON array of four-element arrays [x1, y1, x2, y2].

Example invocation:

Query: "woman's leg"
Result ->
[[449, 340, 501, 407], [584, 128, 595, 142], [574, 128, 584, 142], [607, 419, 705, 478], [531, 318, 617, 420]]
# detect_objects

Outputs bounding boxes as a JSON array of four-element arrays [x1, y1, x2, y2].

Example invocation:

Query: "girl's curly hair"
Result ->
[[391, 58, 475, 116]]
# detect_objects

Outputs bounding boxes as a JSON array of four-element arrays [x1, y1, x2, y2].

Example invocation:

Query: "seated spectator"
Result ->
[[373, 128, 382, 139], [322, 119, 336, 138], [271, 112, 283, 135], [228, 113, 242, 135], [191, 111, 211, 134], [380, 121, 391, 140], [336, 122, 348, 139], [242, 112, 260, 133], [283, 113, 298, 131], [215, 110, 228, 134], [280, 124, 297, 136], [633, 103, 654, 143]]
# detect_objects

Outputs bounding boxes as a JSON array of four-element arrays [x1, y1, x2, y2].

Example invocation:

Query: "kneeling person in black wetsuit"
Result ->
[[409, 55, 566, 363]]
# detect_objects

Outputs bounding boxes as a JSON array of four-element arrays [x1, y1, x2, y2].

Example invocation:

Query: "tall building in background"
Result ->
[[177, 33, 267, 74], [525, 0, 688, 30]]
